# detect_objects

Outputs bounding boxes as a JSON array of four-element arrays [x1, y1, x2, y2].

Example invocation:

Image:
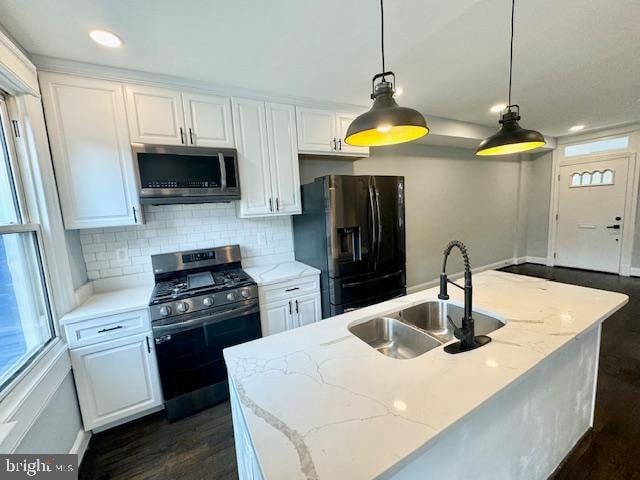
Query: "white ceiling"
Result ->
[[1, 0, 639, 137]]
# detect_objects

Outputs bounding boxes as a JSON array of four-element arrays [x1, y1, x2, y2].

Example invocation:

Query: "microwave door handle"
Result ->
[[218, 152, 227, 191]]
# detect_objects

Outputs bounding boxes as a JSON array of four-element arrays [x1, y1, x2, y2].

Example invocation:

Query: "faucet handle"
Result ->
[[446, 315, 463, 340]]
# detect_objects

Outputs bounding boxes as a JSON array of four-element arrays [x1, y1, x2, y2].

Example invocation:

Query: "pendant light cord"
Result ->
[[380, 0, 386, 75], [508, 0, 515, 106]]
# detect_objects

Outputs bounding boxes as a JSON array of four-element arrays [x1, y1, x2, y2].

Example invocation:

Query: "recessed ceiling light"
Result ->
[[89, 30, 123, 48], [569, 125, 585, 132], [395, 87, 404, 96], [489, 103, 507, 113]]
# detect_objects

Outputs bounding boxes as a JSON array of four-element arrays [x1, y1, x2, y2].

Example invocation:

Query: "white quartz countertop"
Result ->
[[60, 285, 153, 325], [223, 270, 628, 480], [244, 261, 320, 286]]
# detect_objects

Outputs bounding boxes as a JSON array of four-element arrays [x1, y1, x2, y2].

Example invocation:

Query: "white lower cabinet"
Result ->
[[69, 313, 162, 431], [260, 276, 321, 336], [230, 379, 264, 480]]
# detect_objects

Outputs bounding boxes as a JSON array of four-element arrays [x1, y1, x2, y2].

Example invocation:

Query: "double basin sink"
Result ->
[[348, 301, 505, 359]]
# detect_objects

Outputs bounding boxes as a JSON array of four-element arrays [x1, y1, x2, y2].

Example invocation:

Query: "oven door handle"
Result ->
[[153, 301, 259, 336]]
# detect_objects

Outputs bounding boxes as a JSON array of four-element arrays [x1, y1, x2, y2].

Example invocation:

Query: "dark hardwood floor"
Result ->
[[501, 264, 640, 480], [79, 264, 640, 479], [79, 401, 238, 480]]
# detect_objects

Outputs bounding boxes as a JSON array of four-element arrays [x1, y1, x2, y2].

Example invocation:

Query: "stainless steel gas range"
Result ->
[[149, 245, 261, 421]]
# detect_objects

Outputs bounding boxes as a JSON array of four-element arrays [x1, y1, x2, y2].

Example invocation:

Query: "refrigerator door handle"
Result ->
[[368, 182, 378, 265], [374, 185, 382, 265]]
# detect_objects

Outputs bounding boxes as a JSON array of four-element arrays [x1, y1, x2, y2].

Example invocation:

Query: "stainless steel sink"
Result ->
[[392, 301, 505, 343], [348, 317, 442, 359]]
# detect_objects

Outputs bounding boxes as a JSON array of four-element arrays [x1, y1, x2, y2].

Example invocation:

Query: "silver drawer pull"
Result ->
[[97, 325, 124, 333]]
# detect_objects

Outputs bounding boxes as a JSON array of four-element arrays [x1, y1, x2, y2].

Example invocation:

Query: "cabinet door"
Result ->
[[233, 98, 273, 217], [125, 85, 186, 145], [182, 92, 234, 148], [40, 73, 141, 229], [295, 293, 322, 328], [261, 299, 292, 336], [296, 107, 336, 154], [70, 333, 162, 430], [265, 103, 301, 215], [336, 112, 370, 156]]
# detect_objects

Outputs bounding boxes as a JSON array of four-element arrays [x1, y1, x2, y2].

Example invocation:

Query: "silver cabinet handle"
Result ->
[[179, 127, 185, 144], [98, 325, 123, 333], [189, 127, 194, 144]]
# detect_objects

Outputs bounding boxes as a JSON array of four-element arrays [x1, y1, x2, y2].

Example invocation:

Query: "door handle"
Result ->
[[269, 198, 273, 212], [288, 300, 292, 315], [276, 198, 280, 211], [295, 300, 299, 314], [189, 127, 194, 144], [338, 139, 342, 150], [331, 138, 337, 150], [179, 127, 185, 144], [145, 336, 151, 353], [606, 224, 621, 229]]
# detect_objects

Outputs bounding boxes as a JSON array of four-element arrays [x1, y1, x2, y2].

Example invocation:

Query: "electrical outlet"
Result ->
[[116, 248, 128, 263]]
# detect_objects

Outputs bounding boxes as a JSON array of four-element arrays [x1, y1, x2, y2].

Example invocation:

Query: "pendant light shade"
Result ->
[[476, 106, 545, 156], [345, 72, 428, 147], [345, 0, 428, 147], [477, 0, 545, 156]]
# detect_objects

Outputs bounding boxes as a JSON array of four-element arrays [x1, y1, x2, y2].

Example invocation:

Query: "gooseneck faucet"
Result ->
[[438, 240, 491, 354]]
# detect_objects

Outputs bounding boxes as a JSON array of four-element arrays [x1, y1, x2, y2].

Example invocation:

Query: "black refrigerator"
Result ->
[[292, 175, 406, 318]]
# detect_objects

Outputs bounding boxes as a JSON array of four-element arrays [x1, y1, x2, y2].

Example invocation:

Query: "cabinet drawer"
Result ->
[[65, 309, 151, 349], [259, 275, 319, 304]]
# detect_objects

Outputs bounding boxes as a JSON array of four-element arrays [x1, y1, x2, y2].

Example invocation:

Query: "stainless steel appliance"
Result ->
[[292, 175, 406, 317], [132, 144, 240, 204], [149, 245, 260, 421]]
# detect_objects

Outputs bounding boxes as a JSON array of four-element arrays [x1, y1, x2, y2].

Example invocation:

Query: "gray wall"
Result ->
[[523, 151, 553, 259], [299, 157, 355, 185], [14, 373, 83, 454], [351, 143, 522, 288], [65, 230, 88, 289]]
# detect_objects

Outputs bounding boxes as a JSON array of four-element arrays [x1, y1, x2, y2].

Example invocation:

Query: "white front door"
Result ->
[[555, 155, 629, 273]]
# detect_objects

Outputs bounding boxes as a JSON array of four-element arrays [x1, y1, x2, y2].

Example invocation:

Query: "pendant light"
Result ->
[[477, 0, 545, 156], [345, 0, 428, 147]]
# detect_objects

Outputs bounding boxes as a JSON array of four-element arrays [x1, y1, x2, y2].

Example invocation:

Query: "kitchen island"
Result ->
[[223, 270, 628, 479]]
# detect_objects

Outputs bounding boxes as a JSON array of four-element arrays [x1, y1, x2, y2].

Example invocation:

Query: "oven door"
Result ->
[[133, 144, 240, 203], [152, 300, 261, 414]]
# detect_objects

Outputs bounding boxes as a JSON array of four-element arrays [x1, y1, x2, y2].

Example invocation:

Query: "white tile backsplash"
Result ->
[[79, 203, 294, 281]]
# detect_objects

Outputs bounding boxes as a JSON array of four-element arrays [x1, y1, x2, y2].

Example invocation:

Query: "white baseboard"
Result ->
[[407, 257, 516, 294], [629, 267, 640, 277], [513, 256, 547, 265], [69, 429, 91, 464]]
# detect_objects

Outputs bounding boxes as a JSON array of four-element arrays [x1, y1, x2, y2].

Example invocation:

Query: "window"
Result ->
[[0, 97, 54, 394], [569, 168, 615, 188], [564, 136, 629, 157]]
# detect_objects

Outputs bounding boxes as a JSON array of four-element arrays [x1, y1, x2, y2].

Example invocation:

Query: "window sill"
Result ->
[[0, 338, 71, 453]]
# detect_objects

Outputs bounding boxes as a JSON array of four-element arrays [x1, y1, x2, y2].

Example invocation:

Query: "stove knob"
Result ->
[[240, 288, 251, 299], [159, 305, 172, 316], [203, 297, 214, 307], [226, 292, 237, 302], [176, 302, 189, 313]]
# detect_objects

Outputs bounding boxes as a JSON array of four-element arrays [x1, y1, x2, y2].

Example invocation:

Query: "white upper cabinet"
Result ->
[[125, 85, 185, 145], [296, 106, 369, 157], [296, 107, 336, 153], [336, 112, 369, 156], [182, 92, 234, 148], [265, 102, 301, 214], [233, 98, 301, 218], [40, 72, 141, 229], [125, 85, 234, 148]]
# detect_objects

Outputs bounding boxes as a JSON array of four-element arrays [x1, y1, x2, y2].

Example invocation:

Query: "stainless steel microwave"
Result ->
[[132, 144, 241, 204]]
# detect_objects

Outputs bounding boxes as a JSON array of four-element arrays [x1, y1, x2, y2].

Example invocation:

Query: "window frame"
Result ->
[[0, 96, 57, 401]]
